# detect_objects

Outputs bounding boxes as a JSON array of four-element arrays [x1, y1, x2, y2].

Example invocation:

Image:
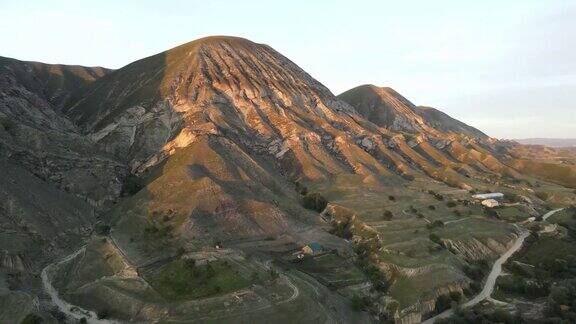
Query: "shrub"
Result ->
[[449, 291, 462, 303], [330, 220, 353, 239], [504, 192, 521, 203], [184, 258, 196, 269], [94, 223, 111, 235], [0, 116, 16, 132], [401, 174, 415, 181], [21, 314, 43, 324], [97, 310, 109, 320], [144, 224, 159, 234], [429, 233, 442, 244], [382, 210, 393, 221], [350, 294, 366, 311], [446, 201, 457, 208], [302, 192, 328, 212], [295, 181, 308, 195], [121, 174, 144, 196], [434, 294, 452, 313], [427, 220, 444, 229], [388, 195, 395, 201], [428, 205, 436, 210], [535, 191, 550, 201]]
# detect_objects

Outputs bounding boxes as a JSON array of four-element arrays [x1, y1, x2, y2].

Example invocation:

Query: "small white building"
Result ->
[[481, 199, 500, 208], [472, 193, 504, 201]]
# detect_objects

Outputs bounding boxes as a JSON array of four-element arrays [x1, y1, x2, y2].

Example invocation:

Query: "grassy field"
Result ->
[[312, 173, 522, 310], [496, 206, 529, 222], [146, 259, 252, 301], [389, 267, 467, 307]]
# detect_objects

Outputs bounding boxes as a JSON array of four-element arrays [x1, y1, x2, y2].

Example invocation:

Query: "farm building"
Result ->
[[301, 242, 323, 255], [472, 193, 504, 200], [481, 199, 500, 208]]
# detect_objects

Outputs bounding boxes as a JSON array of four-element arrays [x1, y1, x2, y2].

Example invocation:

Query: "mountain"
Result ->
[[1, 36, 575, 324], [337, 84, 435, 134], [337, 84, 488, 139], [413, 106, 488, 139], [515, 138, 576, 148]]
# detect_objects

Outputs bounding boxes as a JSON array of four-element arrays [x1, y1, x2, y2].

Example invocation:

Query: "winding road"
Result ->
[[41, 246, 119, 324], [423, 208, 564, 323], [43, 209, 567, 323]]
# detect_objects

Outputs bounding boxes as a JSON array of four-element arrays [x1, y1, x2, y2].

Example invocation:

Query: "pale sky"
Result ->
[[1, 0, 574, 139]]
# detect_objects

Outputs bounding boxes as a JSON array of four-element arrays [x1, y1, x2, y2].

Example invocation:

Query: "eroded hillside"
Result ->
[[1, 36, 575, 324]]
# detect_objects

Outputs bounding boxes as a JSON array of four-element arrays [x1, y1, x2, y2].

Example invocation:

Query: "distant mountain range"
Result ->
[[515, 138, 576, 148]]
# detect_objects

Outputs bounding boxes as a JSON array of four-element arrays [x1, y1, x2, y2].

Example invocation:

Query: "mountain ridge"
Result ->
[[1, 35, 575, 324]]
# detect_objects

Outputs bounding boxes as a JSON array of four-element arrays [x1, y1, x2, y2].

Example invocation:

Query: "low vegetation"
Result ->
[[146, 259, 252, 301], [435, 305, 521, 324]]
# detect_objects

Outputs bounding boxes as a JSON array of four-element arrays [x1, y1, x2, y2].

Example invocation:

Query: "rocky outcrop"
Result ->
[[0, 251, 26, 272], [395, 279, 470, 324], [442, 235, 514, 261]]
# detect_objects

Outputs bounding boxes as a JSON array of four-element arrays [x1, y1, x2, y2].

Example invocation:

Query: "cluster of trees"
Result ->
[[302, 192, 328, 212], [435, 306, 521, 324], [546, 278, 576, 321], [354, 241, 389, 292], [121, 173, 144, 196], [429, 233, 442, 245], [503, 192, 521, 203], [462, 259, 490, 281], [294, 181, 329, 212], [496, 275, 550, 298], [483, 207, 500, 219], [434, 291, 463, 314], [329, 218, 353, 239]]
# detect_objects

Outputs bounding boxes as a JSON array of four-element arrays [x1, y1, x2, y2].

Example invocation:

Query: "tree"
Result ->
[[97, 310, 109, 320], [429, 233, 442, 244], [94, 223, 111, 235], [449, 291, 462, 303], [302, 192, 328, 212], [382, 210, 393, 221], [435, 294, 452, 313], [206, 263, 215, 277], [427, 220, 444, 229], [350, 294, 366, 311], [269, 268, 279, 280], [121, 174, 144, 196], [184, 258, 196, 269]]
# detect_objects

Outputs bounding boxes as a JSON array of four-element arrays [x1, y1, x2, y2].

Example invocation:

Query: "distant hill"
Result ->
[[515, 138, 576, 147], [337, 85, 488, 139]]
